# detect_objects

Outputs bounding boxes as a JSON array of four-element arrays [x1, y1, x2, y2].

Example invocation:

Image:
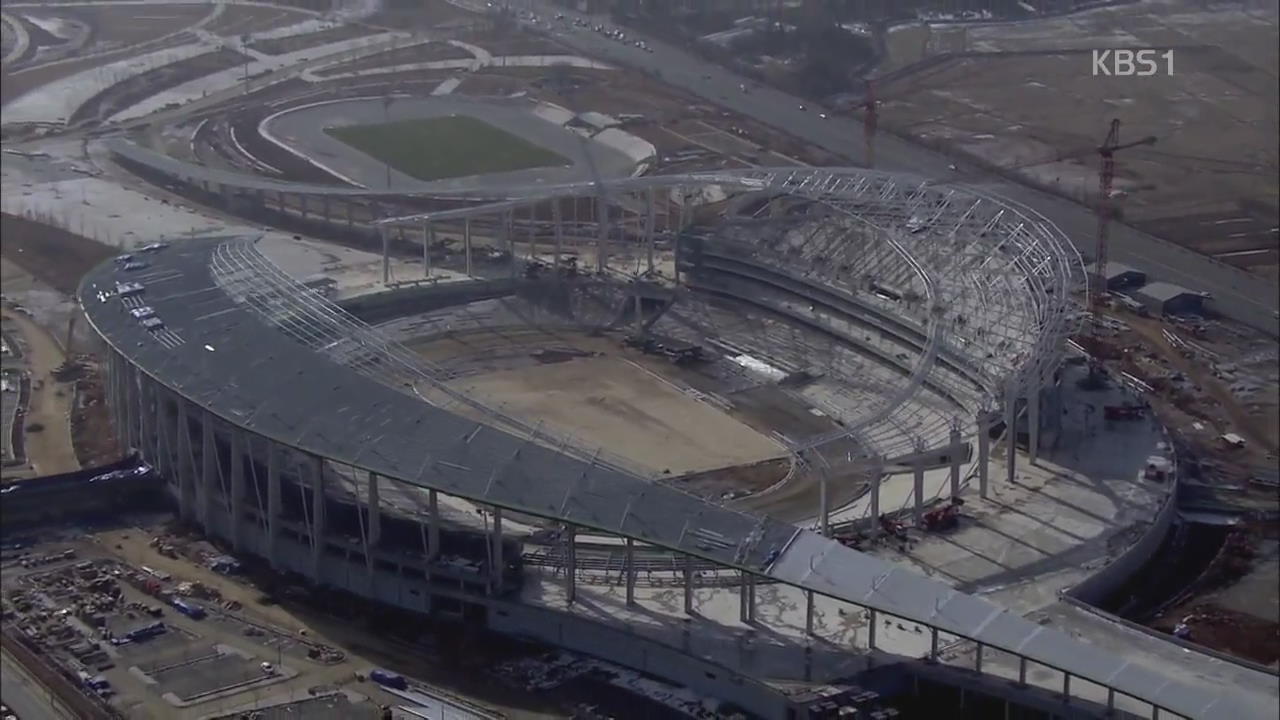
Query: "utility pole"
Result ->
[[1086, 118, 1156, 382], [862, 78, 877, 169]]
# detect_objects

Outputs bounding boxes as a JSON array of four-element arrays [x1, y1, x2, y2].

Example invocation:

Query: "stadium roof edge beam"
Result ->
[[77, 237, 1265, 720]]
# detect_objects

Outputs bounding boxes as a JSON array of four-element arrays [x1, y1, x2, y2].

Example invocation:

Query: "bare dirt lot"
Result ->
[[311, 39, 472, 76], [414, 331, 786, 475], [874, 1, 1279, 278], [53, 3, 208, 48], [1, 34, 191, 106], [0, 304, 77, 478], [204, 4, 308, 38], [1, 213, 116, 294], [247, 24, 381, 56]]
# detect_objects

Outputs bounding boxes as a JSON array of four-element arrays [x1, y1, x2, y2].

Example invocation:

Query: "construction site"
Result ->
[[1, 0, 1277, 718]]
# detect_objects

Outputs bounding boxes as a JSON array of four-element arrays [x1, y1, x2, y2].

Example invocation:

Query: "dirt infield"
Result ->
[[416, 332, 786, 475]]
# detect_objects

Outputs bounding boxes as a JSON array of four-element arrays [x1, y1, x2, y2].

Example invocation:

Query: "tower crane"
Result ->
[[1087, 119, 1156, 373]]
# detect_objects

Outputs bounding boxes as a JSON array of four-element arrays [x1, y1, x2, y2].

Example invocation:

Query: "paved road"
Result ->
[[495, 0, 1280, 337], [0, 649, 69, 720]]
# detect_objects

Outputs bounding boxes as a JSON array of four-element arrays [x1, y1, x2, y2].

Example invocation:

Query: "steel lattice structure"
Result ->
[[372, 166, 1087, 465]]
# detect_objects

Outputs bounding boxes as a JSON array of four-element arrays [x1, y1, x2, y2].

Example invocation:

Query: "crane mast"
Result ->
[[1087, 119, 1156, 378]]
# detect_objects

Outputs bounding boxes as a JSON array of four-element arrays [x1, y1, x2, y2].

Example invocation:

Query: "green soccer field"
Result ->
[[323, 114, 570, 181]]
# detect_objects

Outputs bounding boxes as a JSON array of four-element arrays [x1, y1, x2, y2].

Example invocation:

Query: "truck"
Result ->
[[369, 668, 408, 690], [1104, 404, 1145, 421], [170, 598, 206, 620]]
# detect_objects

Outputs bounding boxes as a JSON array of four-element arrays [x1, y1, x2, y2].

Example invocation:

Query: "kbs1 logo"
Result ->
[[1092, 49, 1174, 76]]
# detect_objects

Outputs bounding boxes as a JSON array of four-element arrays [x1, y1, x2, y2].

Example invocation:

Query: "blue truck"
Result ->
[[170, 598, 207, 620]]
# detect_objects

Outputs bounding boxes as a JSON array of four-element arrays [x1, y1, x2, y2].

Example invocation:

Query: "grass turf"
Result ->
[[324, 114, 569, 181]]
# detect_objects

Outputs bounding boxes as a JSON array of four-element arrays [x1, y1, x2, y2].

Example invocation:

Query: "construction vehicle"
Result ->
[[1104, 404, 1146, 421], [921, 498, 965, 532], [878, 515, 908, 541]]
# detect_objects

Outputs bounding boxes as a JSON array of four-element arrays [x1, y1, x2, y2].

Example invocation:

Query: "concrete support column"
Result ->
[[463, 219, 473, 276], [175, 401, 195, 522], [683, 555, 694, 615], [1062, 673, 1071, 702], [1028, 385, 1041, 465], [1005, 386, 1018, 485], [912, 460, 926, 525], [949, 425, 963, 499], [310, 455, 325, 577], [528, 205, 537, 263], [200, 412, 216, 532], [804, 590, 815, 636], [122, 364, 138, 452], [975, 643, 984, 674], [645, 186, 656, 273], [928, 626, 939, 663], [266, 443, 281, 566], [380, 225, 390, 285], [565, 524, 577, 605], [154, 390, 171, 480], [1017, 656, 1028, 687], [624, 537, 636, 606], [104, 352, 121, 454], [746, 574, 756, 623], [423, 221, 433, 279], [137, 377, 155, 465], [229, 430, 245, 551], [299, 195, 308, 220], [366, 472, 381, 548], [738, 572, 751, 622], [345, 202, 353, 228], [978, 410, 991, 499], [596, 197, 609, 273], [552, 200, 564, 269], [674, 187, 687, 280], [868, 608, 877, 650], [870, 471, 881, 533], [427, 489, 440, 560], [490, 507, 504, 592], [818, 458, 829, 537]]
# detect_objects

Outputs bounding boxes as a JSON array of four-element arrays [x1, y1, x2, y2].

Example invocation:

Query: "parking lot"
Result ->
[[0, 534, 380, 719]]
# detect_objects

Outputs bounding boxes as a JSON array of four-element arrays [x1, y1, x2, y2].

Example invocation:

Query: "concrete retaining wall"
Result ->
[[1065, 429, 1178, 606]]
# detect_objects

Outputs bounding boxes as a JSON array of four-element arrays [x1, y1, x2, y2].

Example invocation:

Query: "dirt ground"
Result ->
[[1, 216, 121, 472], [0, 308, 77, 478], [872, 1, 1279, 278], [1121, 314, 1278, 455], [1, 34, 191, 106], [414, 331, 785, 475], [89, 525, 566, 719], [1151, 599, 1280, 667], [0, 213, 116, 295], [247, 23, 380, 55], [312, 39, 472, 76], [44, 3, 209, 48]]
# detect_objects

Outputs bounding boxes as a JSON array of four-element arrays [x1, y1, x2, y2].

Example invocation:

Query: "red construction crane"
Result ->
[[1089, 119, 1156, 359]]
